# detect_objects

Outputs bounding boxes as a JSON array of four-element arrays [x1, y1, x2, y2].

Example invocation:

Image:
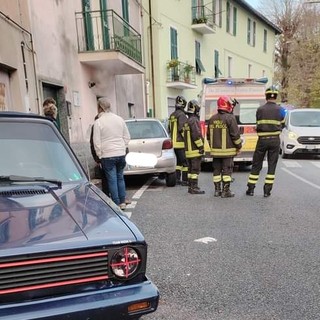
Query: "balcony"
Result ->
[[75, 10, 144, 74], [166, 60, 197, 89], [191, 6, 215, 34]]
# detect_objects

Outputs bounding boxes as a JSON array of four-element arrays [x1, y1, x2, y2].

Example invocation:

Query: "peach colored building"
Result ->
[[0, 0, 145, 175]]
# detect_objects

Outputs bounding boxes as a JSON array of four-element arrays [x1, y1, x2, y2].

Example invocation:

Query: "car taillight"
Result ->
[[162, 139, 173, 150], [110, 247, 141, 279]]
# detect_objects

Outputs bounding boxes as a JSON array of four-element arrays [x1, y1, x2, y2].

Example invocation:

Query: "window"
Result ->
[[214, 50, 222, 78], [212, 0, 222, 27], [263, 29, 267, 52], [195, 41, 205, 75], [192, 0, 204, 21], [227, 56, 232, 77], [247, 18, 256, 46], [248, 64, 252, 78], [122, 0, 129, 22], [226, 2, 237, 35], [170, 27, 178, 59]]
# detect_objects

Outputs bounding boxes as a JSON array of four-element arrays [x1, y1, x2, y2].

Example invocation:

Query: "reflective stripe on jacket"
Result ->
[[169, 108, 187, 149], [183, 115, 204, 158], [256, 102, 285, 137], [206, 111, 242, 158]]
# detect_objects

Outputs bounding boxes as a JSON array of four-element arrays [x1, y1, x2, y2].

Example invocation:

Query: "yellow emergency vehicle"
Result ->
[[199, 77, 268, 166]]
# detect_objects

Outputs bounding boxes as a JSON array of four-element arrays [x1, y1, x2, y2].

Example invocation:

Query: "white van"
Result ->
[[280, 108, 320, 158]]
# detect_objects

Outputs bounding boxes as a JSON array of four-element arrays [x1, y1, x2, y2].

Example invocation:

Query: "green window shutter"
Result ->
[[214, 50, 221, 78], [226, 2, 230, 33], [82, 0, 94, 51], [170, 27, 178, 59], [100, 0, 110, 49], [253, 21, 256, 47], [122, 0, 129, 22], [192, 0, 197, 20], [247, 18, 251, 44], [233, 7, 237, 36]]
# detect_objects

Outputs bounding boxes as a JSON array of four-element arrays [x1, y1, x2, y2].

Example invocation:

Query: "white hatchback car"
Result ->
[[124, 118, 177, 187], [280, 108, 320, 158]]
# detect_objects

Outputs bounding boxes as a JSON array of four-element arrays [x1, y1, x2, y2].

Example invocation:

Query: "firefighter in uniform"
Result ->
[[169, 96, 189, 186], [207, 96, 242, 198], [246, 86, 285, 197], [183, 100, 205, 194]]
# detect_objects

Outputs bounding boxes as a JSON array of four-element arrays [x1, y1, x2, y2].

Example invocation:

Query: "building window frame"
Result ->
[[195, 41, 205, 75], [227, 56, 232, 78], [170, 27, 178, 59], [263, 29, 267, 52], [247, 18, 256, 46]]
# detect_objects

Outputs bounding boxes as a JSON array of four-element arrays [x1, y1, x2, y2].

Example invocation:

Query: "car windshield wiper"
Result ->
[[0, 175, 62, 189]]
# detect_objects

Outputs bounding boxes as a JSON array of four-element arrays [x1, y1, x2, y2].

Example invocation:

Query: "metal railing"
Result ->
[[166, 60, 196, 85], [191, 5, 214, 28], [75, 9, 142, 64]]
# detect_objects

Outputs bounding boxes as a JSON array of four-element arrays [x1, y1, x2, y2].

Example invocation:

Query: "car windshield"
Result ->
[[0, 121, 84, 183], [126, 121, 167, 139], [290, 111, 320, 127]]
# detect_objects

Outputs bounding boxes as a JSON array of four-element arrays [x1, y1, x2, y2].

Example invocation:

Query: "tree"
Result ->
[[257, 0, 320, 107]]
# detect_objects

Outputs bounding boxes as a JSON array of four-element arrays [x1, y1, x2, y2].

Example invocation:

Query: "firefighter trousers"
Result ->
[[248, 136, 280, 186], [212, 157, 234, 183]]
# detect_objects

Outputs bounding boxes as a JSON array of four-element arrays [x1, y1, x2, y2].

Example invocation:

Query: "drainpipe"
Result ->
[[148, 0, 156, 118]]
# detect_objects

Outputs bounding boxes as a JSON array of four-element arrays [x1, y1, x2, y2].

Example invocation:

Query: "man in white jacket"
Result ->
[[93, 98, 130, 209]]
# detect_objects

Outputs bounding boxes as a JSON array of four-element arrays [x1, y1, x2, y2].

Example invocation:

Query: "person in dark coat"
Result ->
[[207, 96, 242, 198]]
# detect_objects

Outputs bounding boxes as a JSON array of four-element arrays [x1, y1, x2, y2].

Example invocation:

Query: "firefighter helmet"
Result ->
[[217, 96, 233, 113], [265, 86, 278, 100], [186, 100, 200, 116], [175, 95, 187, 109]]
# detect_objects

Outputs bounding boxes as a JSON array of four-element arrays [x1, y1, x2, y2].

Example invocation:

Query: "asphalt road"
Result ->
[[124, 157, 320, 320]]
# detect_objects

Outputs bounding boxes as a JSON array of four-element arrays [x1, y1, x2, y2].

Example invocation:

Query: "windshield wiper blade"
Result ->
[[0, 175, 62, 189]]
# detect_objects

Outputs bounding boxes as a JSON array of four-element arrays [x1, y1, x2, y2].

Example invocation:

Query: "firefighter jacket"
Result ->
[[207, 111, 242, 158], [169, 108, 188, 149], [256, 101, 285, 137], [183, 114, 204, 158]]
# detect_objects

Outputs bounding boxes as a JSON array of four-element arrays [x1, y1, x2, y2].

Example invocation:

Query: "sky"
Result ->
[[244, 0, 260, 9]]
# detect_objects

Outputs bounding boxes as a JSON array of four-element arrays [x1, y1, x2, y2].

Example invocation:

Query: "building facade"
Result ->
[[141, 0, 281, 119], [0, 0, 145, 175]]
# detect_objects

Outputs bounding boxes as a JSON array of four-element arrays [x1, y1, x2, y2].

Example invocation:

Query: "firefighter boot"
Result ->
[[263, 184, 272, 197], [214, 182, 222, 197], [221, 182, 234, 198], [181, 171, 189, 186], [188, 179, 205, 194], [246, 184, 255, 196]]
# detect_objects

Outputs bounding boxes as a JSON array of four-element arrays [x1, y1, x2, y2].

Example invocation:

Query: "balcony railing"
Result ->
[[166, 60, 196, 89], [191, 5, 215, 34], [75, 9, 142, 64]]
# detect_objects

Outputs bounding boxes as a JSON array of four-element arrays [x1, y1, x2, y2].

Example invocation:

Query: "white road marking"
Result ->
[[311, 161, 320, 168], [282, 167, 320, 190], [282, 160, 301, 168], [194, 237, 217, 244], [122, 211, 132, 219], [132, 177, 157, 199], [125, 201, 137, 209], [262, 161, 268, 168]]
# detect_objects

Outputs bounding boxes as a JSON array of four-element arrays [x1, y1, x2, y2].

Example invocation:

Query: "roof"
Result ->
[[235, 0, 282, 34]]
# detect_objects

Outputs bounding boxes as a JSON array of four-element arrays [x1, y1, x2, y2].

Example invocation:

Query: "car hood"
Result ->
[[288, 126, 320, 136], [0, 182, 140, 253]]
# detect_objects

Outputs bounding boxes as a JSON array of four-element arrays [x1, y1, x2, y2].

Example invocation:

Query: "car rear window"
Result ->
[[126, 121, 167, 139]]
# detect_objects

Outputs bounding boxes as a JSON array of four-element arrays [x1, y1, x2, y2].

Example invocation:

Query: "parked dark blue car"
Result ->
[[0, 112, 159, 320]]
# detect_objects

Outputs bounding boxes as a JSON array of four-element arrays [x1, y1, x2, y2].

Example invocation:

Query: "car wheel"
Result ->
[[166, 172, 176, 187]]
